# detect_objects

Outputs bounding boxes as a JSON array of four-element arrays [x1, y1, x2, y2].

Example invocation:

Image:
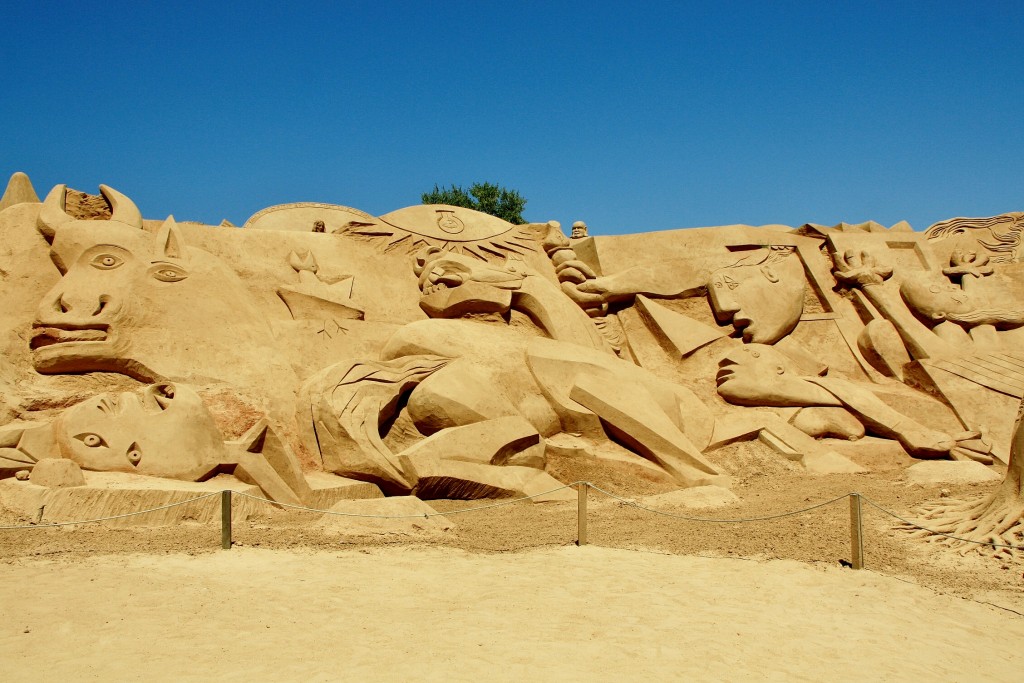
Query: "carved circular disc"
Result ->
[[378, 205, 516, 243], [243, 202, 377, 232]]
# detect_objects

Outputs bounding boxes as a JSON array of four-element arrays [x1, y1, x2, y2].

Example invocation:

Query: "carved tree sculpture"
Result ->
[[902, 399, 1024, 556]]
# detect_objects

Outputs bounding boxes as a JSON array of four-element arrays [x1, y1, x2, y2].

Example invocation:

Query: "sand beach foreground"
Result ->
[[2, 545, 1022, 682]]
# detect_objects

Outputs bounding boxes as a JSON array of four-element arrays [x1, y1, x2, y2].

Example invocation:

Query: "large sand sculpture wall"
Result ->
[[2, 171, 1022, 547]]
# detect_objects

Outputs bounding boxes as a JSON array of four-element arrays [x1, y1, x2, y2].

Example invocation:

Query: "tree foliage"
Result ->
[[421, 182, 527, 224]]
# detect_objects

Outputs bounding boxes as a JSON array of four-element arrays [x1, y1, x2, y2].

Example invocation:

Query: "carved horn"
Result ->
[[37, 184, 72, 240], [99, 184, 143, 229]]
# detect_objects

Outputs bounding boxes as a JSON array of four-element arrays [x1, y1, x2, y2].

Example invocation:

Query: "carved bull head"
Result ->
[[31, 185, 271, 382]]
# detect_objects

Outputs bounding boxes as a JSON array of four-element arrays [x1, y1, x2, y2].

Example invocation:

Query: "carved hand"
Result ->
[[832, 249, 893, 287], [943, 250, 994, 280], [554, 259, 598, 284]]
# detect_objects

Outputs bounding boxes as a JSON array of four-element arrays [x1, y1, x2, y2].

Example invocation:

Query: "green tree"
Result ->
[[421, 182, 527, 224]]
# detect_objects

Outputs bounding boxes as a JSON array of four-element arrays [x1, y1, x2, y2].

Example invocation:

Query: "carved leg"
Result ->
[[405, 359, 522, 434], [569, 372, 728, 487], [709, 412, 865, 474]]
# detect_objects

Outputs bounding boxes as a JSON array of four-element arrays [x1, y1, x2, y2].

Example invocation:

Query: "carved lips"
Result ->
[[714, 356, 739, 388], [29, 321, 128, 377], [30, 324, 109, 349]]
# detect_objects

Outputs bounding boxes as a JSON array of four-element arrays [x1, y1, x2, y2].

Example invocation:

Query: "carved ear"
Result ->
[[236, 419, 270, 453], [760, 265, 780, 283], [155, 215, 189, 263], [231, 419, 311, 503]]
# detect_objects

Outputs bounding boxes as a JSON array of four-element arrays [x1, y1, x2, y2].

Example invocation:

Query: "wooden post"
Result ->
[[849, 493, 864, 569], [221, 490, 232, 550], [577, 482, 588, 546]]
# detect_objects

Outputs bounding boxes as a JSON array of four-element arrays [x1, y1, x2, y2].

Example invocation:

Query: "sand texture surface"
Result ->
[[2, 545, 1022, 682]]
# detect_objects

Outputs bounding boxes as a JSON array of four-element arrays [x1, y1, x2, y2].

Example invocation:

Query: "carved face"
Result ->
[[715, 344, 795, 404], [414, 247, 524, 318], [31, 219, 187, 378], [708, 249, 805, 344], [899, 275, 977, 321], [31, 186, 271, 382], [54, 383, 225, 478]]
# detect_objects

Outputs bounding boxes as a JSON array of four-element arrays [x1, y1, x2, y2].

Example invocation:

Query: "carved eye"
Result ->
[[149, 263, 188, 283], [75, 433, 108, 448], [127, 442, 143, 466], [91, 254, 124, 270]]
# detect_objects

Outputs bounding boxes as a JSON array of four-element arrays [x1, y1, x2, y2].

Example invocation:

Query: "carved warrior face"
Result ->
[[54, 383, 225, 478], [413, 246, 525, 318], [31, 185, 270, 381], [707, 247, 805, 344]]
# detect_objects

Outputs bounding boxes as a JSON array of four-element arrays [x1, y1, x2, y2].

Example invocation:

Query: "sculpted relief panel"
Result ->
[[2, 170, 1024, 551]]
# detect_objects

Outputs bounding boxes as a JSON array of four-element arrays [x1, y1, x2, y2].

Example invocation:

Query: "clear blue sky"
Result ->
[[3, 1, 1022, 234]]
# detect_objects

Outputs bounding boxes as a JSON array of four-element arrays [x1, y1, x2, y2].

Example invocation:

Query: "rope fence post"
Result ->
[[577, 481, 588, 546], [221, 490, 232, 550], [849, 492, 864, 569]]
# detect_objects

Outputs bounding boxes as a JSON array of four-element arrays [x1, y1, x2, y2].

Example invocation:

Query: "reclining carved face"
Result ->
[[715, 344, 808, 406], [54, 383, 225, 478], [707, 246, 805, 344], [899, 273, 1024, 329], [31, 185, 270, 381], [413, 246, 526, 318]]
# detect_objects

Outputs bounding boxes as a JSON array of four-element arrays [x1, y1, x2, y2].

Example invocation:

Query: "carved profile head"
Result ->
[[715, 343, 804, 405], [54, 383, 225, 478], [707, 246, 805, 344], [31, 185, 271, 382], [413, 246, 525, 319], [899, 273, 1024, 329]]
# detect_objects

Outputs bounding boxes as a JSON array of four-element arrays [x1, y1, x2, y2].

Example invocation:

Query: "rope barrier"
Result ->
[[2, 483, 1020, 557], [860, 495, 1024, 551], [0, 491, 221, 530], [586, 483, 850, 523], [232, 483, 581, 519]]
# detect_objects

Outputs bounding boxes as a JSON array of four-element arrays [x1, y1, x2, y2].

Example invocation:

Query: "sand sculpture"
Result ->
[[1, 170, 1022, 554]]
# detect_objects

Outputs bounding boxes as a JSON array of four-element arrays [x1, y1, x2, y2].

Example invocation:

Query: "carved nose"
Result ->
[[709, 287, 740, 321], [53, 293, 109, 316], [40, 287, 113, 321]]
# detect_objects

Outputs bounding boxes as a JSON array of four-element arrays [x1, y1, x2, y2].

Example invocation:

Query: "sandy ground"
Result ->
[[2, 444, 1023, 682], [2, 545, 1022, 682]]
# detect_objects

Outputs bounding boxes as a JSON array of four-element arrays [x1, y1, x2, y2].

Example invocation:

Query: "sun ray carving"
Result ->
[[243, 202, 540, 261], [341, 204, 538, 261]]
